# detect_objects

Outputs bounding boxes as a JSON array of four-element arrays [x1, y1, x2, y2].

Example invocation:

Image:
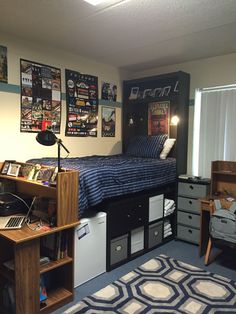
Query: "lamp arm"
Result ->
[[56, 139, 70, 154]]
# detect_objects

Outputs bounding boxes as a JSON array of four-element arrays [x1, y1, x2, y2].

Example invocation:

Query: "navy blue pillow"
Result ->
[[126, 135, 167, 158]]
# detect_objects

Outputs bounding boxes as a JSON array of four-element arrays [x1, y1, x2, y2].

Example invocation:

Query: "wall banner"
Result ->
[[148, 101, 170, 136], [20, 59, 61, 133], [65, 69, 98, 137]]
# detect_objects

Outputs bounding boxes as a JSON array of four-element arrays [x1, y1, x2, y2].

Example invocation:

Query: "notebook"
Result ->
[[0, 200, 33, 230]]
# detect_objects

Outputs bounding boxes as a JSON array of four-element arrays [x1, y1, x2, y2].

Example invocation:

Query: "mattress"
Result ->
[[28, 155, 176, 216]]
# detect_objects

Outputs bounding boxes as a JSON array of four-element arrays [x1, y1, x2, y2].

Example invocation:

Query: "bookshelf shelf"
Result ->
[[0, 163, 79, 314], [40, 256, 73, 274], [40, 287, 73, 314]]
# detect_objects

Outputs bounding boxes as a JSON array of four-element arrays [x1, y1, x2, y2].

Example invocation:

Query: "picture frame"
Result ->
[[7, 163, 21, 177], [1, 161, 11, 174], [50, 167, 58, 184]]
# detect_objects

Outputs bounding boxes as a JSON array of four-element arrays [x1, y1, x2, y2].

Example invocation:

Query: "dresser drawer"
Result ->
[[178, 182, 208, 198], [177, 211, 200, 228], [178, 196, 200, 214], [177, 224, 200, 244]]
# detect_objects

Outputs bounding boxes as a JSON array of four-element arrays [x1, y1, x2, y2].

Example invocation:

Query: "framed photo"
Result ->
[[7, 163, 21, 177], [1, 161, 11, 174], [50, 167, 58, 184], [37, 167, 54, 182]]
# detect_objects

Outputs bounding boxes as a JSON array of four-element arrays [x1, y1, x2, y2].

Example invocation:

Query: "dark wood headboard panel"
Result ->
[[122, 71, 190, 175]]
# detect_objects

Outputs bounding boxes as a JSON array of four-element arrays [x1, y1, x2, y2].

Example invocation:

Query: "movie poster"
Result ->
[[101, 107, 115, 137], [0, 45, 7, 83], [101, 81, 117, 101], [20, 59, 61, 133], [65, 69, 98, 137], [148, 101, 170, 136]]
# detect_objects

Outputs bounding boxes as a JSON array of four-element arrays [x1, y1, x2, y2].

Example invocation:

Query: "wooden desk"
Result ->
[[199, 199, 215, 264]]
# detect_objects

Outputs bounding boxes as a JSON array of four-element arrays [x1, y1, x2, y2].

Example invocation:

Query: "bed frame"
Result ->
[[97, 71, 190, 270]]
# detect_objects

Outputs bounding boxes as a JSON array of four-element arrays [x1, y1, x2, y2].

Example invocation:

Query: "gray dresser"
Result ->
[[177, 177, 210, 244]]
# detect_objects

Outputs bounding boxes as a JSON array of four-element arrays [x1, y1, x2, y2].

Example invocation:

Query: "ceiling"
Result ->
[[1, 0, 236, 72]]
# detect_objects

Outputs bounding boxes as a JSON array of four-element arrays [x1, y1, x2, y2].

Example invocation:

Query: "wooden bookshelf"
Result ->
[[0, 163, 79, 314]]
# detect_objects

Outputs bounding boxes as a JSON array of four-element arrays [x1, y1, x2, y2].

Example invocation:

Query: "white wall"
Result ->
[[0, 33, 128, 162], [131, 53, 236, 174]]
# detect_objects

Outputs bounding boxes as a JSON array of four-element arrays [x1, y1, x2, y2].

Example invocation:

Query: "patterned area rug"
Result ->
[[66, 255, 236, 314]]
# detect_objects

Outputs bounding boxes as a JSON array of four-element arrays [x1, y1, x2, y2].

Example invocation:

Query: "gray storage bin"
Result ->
[[177, 224, 200, 244], [148, 221, 163, 249], [178, 182, 208, 198], [177, 211, 200, 228], [178, 196, 200, 214], [110, 234, 128, 265]]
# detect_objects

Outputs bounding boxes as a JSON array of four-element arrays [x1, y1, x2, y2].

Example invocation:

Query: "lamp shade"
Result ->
[[36, 130, 57, 146]]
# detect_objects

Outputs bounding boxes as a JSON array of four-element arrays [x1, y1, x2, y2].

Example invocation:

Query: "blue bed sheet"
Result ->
[[28, 155, 176, 216]]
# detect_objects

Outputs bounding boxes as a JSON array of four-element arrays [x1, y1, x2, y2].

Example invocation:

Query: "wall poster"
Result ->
[[65, 69, 98, 137], [148, 101, 170, 136], [101, 81, 117, 101], [101, 106, 115, 137], [20, 59, 61, 133], [0, 45, 8, 83]]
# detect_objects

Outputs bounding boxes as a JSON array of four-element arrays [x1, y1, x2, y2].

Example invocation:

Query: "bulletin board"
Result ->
[[20, 59, 61, 133], [65, 69, 98, 137]]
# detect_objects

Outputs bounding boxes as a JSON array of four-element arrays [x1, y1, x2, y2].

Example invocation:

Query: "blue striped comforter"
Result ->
[[28, 155, 176, 216]]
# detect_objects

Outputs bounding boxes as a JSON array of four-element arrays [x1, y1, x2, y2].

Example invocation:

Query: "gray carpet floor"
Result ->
[[53, 240, 236, 313]]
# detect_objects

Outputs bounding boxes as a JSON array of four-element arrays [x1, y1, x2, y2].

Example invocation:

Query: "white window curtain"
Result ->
[[192, 87, 236, 178]]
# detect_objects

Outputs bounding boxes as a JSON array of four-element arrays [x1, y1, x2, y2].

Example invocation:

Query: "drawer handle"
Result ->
[[188, 215, 192, 219], [189, 200, 192, 205], [138, 204, 142, 208], [116, 245, 122, 251], [127, 214, 131, 218], [188, 229, 193, 234], [138, 217, 142, 222], [189, 185, 194, 190], [154, 231, 159, 236]]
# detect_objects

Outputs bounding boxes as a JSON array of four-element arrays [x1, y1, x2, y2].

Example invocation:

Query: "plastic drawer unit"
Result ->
[[177, 177, 210, 245]]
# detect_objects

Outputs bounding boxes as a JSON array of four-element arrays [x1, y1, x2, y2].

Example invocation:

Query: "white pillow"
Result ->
[[160, 138, 176, 159]]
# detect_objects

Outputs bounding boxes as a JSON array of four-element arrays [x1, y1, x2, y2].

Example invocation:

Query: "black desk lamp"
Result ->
[[36, 130, 70, 172]]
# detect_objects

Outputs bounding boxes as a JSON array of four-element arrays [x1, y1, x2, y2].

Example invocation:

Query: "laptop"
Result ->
[[0, 196, 35, 230]]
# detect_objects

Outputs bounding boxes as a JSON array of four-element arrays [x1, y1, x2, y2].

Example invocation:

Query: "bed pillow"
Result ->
[[160, 138, 176, 159], [126, 135, 167, 158]]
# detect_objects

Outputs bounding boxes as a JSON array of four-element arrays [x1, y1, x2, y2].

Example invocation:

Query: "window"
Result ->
[[192, 85, 236, 178]]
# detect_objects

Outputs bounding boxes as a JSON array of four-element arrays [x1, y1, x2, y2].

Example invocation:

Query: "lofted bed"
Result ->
[[29, 71, 190, 270]]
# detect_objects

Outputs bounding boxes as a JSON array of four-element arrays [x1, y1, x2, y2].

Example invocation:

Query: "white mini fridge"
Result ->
[[74, 211, 107, 287]]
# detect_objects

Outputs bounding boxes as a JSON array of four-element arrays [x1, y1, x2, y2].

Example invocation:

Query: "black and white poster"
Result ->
[[20, 59, 61, 133], [101, 81, 117, 101], [101, 106, 115, 137], [65, 69, 98, 137], [0, 45, 7, 83]]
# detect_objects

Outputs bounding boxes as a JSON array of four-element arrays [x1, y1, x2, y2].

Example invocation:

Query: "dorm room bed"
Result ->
[[28, 154, 176, 217], [28, 134, 178, 270]]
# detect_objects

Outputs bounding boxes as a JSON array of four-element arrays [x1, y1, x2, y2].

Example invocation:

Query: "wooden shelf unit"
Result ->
[[0, 164, 79, 314], [211, 160, 236, 198]]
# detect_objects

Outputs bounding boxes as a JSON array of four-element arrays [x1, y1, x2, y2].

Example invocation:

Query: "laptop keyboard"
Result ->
[[5, 217, 23, 228]]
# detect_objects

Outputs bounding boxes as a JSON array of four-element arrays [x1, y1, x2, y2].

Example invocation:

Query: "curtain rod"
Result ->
[[199, 84, 236, 92]]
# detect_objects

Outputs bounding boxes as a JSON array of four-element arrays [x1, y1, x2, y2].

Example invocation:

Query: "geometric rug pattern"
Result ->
[[67, 255, 236, 314]]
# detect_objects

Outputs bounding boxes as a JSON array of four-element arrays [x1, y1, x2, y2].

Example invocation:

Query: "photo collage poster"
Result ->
[[148, 101, 170, 136], [0, 45, 8, 83], [20, 59, 61, 133], [101, 81, 117, 101], [101, 107, 116, 137], [65, 69, 98, 137]]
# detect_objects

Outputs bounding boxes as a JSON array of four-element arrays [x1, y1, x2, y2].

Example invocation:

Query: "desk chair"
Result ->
[[205, 199, 236, 265]]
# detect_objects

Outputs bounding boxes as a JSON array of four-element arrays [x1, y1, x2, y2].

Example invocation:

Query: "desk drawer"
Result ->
[[177, 211, 200, 229], [177, 225, 200, 244], [178, 196, 200, 214], [178, 182, 208, 198]]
